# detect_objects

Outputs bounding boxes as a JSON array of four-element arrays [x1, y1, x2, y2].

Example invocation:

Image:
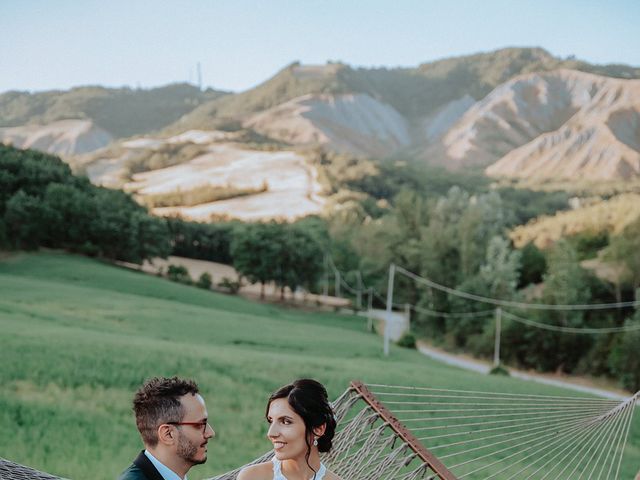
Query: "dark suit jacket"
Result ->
[[118, 451, 165, 480]]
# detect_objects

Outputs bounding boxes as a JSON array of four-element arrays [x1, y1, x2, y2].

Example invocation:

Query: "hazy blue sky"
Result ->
[[2, 0, 639, 94]]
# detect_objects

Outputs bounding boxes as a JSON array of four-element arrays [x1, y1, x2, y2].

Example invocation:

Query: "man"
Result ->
[[119, 376, 215, 480]]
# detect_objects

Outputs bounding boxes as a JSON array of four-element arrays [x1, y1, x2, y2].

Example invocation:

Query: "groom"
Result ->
[[119, 377, 215, 480]]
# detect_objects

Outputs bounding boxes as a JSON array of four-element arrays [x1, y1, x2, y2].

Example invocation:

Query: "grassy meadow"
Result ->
[[0, 252, 638, 479]]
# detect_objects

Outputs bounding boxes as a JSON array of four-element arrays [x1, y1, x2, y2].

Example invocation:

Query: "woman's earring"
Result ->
[[313, 437, 318, 446]]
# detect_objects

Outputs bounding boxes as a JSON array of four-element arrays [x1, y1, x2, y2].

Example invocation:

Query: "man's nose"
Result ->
[[205, 423, 215, 439]]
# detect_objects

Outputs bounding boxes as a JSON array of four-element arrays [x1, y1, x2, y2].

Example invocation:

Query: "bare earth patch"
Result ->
[[126, 144, 325, 221]]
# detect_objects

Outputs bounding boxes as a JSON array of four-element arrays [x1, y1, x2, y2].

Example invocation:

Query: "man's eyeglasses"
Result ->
[[167, 421, 209, 435]]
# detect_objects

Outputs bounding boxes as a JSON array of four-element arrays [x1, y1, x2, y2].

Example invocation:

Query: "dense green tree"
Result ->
[[230, 222, 324, 300], [0, 219, 8, 248], [166, 218, 236, 264], [604, 217, 640, 294], [4, 190, 48, 249], [503, 240, 593, 372], [40, 183, 97, 249], [518, 242, 547, 288], [608, 309, 640, 391], [479, 236, 521, 297], [0, 145, 170, 263], [231, 223, 280, 299], [447, 237, 520, 348]]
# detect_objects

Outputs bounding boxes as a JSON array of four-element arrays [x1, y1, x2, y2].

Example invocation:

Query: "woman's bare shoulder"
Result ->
[[237, 461, 273, 480]]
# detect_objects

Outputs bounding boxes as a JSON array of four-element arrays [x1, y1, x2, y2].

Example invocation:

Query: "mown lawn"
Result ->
[[1, 252, 638, 479]]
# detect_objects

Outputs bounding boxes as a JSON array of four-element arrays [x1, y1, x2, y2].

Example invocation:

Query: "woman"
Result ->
[[238, 379, 342, 480]]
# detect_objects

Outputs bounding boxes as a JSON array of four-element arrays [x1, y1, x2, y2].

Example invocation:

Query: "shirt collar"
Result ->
[[144, 450, 187, 480]]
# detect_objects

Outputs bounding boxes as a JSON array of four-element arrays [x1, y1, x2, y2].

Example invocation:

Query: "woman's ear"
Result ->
[[313, 423, 327, 438]]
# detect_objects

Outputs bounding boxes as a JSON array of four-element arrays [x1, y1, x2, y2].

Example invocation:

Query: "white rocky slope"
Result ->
[[422, 95, 476, 142], [244, 93, 411, 156], [424, 69, 621, 170], [128, 143, 325, 221], [486, 77, 640, 180], [76, 130, 326, 221], [0, 119, 114, 156]]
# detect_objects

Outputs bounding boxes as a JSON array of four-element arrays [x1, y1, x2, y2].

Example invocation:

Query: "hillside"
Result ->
[[485, 71, 640, 179], [0, 83, 226, 152], [510, 193, 640, 248], [244, 93, 411, 156], [170, 49, 640, 180], [72, 129, 327, 221], [0, 119, 114, 155], [170, 63, 353, 131], [4, 47, 640, 220], [2, 252, 638, 479], [174, 48, 640, 132]]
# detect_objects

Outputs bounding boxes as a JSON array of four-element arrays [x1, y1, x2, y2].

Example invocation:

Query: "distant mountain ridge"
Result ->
[[171, 47, 640, 131], [0, 83, 227, 138], [2, 47, 640, 185]]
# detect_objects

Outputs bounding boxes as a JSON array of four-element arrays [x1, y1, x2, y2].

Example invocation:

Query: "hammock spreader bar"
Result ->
[[351, 381, 458, 480]]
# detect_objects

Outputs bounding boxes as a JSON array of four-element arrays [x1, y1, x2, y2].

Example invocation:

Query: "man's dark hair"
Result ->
[[133, 376, 199, 446]]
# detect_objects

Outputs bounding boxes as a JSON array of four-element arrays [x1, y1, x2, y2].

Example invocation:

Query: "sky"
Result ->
[[1, 0, 639, 94]]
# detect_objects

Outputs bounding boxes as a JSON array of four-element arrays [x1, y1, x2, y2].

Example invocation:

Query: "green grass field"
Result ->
[[1, 252, 638, 479]]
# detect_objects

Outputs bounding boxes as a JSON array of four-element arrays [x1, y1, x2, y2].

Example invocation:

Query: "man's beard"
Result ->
[[177, 433, 207, 465]]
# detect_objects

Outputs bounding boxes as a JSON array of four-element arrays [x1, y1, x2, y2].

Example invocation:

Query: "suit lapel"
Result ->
[[133, 451, 166, 480]]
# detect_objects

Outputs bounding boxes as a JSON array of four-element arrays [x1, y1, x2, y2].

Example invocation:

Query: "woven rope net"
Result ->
[[0, 458, 67, 479], [0, 382, 636, 480], [212, 381, 639, 480]]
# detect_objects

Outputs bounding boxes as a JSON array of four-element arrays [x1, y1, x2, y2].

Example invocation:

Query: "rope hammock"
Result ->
[[212, 381, 639, 480], [0, 382, 636, 479], [0, 458, 65, 479]]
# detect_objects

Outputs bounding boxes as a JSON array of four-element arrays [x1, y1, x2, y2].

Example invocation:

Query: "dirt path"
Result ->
[[416, 341, 632, 401], [118, 255, 350, 307]]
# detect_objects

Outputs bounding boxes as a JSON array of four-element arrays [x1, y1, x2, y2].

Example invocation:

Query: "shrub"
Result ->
[[166, 264, 191, 285], [196, 272, 212, 290], [396, 331, 416, 349], [218, 277, 241, 294], [489, 365, 510, 376]]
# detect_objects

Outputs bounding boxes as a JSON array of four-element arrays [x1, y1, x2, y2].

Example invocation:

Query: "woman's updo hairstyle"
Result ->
[[267, 378, 337, 453]]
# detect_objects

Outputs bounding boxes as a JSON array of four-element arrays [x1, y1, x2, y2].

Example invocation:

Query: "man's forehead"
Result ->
[[180, 393, 208, 416]]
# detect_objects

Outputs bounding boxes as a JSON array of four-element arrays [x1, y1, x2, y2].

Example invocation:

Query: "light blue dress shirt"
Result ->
[[144, 450, 187, 480]]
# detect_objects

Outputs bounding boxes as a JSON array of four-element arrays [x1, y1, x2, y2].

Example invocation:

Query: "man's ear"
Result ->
[[313, 423, 327, 438], [157, 424, 176, 446]]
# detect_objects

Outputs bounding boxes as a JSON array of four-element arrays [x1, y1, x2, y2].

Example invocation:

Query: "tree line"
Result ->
[[326, 186, 640, 391], [0, 145, 170, 263], [2, 144, 638, 391]]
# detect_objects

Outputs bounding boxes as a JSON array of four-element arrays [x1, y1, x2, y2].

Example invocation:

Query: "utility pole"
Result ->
[[197, 62, 202, 91], [405, 303, 411, 329], [493, 307, 502, 368], [385, 263, 396, 356], [367, 288, 373, 332], [323, 254, 328, 297]]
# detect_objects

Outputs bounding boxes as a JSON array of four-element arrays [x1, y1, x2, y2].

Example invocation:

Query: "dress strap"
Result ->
[[271, 457, 286, 480], [315, 463, 327, 480], [271, 458, 327, 480]]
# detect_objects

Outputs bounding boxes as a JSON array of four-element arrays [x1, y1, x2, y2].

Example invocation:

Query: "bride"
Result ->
[[238, 379, 342, 480]]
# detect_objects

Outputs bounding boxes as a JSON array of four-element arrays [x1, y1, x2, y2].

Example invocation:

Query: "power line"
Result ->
[[395, 265, 640, 311], [501, 310, 640, 334], [411, 304, 495, 319], [326, 257, 640, 334]]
